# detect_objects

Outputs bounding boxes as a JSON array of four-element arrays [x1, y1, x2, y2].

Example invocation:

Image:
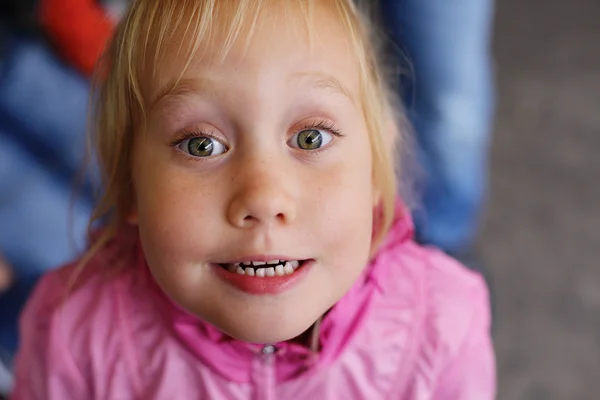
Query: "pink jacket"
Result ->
[[12, 211, 495, 399]]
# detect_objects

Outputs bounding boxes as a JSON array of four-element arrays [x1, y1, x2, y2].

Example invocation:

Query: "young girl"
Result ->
[[12, 0, 495, 398]]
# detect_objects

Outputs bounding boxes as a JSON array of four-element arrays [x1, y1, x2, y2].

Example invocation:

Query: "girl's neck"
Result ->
[[289, 316, 323, 352]]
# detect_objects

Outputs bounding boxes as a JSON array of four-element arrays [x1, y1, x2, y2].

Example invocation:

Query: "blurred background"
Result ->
[[482, 0, 600, 398], [0, 0, 598, 398]]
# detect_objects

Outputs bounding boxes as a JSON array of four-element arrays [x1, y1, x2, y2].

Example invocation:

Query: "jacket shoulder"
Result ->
[[13, 229, 142, 398]]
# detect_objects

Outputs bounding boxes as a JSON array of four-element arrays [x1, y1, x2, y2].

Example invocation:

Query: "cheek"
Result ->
[[135, 174, 223, 299], [133, 154, 221, 267], [313, 144, 374, 268]]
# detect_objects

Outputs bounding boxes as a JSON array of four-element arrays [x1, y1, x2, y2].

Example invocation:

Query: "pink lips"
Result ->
[[213, 260, 313, 295]]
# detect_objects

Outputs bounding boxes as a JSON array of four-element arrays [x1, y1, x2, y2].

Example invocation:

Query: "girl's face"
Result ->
[[131, 5, 375, 343]]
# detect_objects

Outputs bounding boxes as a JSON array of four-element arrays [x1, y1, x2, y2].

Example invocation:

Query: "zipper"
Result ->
[[251, 345, 277, 400]]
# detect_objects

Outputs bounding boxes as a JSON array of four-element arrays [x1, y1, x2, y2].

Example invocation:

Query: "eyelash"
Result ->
[[292, 119, 343, 157], [170, 119, 343, 157], [169, 128, 222, 148], [299, 119, 344, 138]]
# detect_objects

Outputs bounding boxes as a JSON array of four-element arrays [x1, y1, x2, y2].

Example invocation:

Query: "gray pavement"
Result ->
[[481, 0, 600, 398]]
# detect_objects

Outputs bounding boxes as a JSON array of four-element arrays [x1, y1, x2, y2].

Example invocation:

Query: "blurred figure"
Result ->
[[0, 29, 93, 363], [0, 0, 125, 394], [380, 0, 496, 260]]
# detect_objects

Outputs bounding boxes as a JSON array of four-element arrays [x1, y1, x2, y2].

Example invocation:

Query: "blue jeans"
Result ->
[[0, 38, 93, 356], [381, 0, 496, 253]]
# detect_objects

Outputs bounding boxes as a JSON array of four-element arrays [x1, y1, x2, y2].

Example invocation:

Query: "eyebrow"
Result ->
[[290, 71, 355, 105], [150, 71, 355, 112], [150, 77, 222, 113]]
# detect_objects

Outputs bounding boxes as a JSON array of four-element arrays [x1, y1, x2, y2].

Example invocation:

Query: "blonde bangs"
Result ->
[[89, 0, 401, 260]]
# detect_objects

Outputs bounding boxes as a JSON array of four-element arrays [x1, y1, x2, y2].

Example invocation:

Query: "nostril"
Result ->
[[242, 215, 261, 226], [240, 213, 284, 226]]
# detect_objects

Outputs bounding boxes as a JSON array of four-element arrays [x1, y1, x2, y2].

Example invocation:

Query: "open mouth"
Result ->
[[218, 259, 307, 277]]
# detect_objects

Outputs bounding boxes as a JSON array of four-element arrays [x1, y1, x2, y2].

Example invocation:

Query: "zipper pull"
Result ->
[[262, 344, 277, 356]]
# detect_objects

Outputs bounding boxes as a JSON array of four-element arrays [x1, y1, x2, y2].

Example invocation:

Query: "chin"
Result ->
[[209, 311, 320, 344]]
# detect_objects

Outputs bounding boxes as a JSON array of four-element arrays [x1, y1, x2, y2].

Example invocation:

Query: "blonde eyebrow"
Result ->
[[291, 71, 355, 105], [149, 77, 222, 113], [150, 71, 355, 113]]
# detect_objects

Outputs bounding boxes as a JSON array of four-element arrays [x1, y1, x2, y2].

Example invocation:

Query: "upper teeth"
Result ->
[[226, 260, 302, 277], [242, 260, 290, 267]]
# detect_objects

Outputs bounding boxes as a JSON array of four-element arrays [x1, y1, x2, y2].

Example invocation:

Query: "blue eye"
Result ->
[[178, 136, 227, 157], [289, 129, 333, 150]]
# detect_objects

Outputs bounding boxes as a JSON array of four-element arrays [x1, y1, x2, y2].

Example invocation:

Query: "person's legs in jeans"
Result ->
[[381, 0, 495, 255]]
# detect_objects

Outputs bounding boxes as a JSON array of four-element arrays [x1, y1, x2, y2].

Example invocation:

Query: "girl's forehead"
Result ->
[[140, 3, 360, 109]]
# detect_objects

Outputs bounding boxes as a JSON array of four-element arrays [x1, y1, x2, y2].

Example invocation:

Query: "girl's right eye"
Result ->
[[177, 136, 227, 157]]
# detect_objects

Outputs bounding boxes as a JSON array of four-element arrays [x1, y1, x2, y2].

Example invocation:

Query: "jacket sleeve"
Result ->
[[39, 0, 115, 76], [432, 279, 496, 400], [11, 273, 90, 399]]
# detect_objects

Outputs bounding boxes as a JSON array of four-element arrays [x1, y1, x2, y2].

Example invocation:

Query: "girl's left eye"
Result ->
[[177, 136, 227, 157], [288, 129, 333, 150]]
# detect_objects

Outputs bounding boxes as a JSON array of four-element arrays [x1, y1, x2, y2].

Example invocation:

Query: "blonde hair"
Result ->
[[87, 0, 402, 262]]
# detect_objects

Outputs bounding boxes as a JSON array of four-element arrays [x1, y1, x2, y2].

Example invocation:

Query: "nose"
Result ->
[[226, 159, 297, 229]]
